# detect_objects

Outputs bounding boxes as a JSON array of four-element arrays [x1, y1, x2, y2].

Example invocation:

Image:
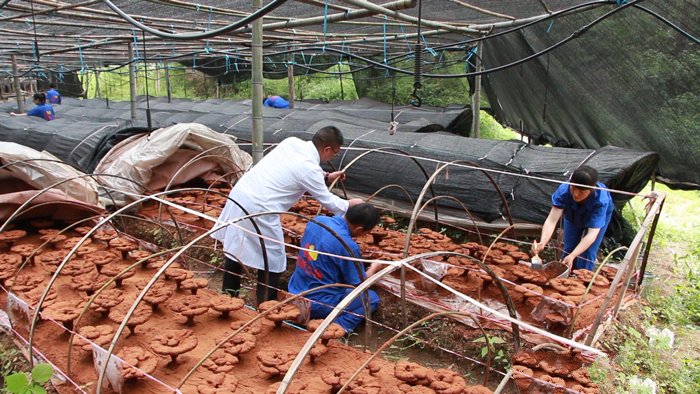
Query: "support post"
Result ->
[[12, 54, 23, 113], [155, 63, 161, 95], [251, 0, 264, 164], [471, 40, 483, 138], [287, 52, 295, 109], [165, 61, 172, 103], [95, 70, 102, 98], [128, 42, 137, 119]]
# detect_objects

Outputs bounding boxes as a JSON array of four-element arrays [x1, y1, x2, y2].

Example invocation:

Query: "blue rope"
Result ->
[[131, 29, 140, 59], [400, 25, 412, 54], [323, 0, 329, 45], [616, 0, 627, 5], [78, 38, 85, 74], [225, 55, 230, 74], [547, 20, 554, 33]]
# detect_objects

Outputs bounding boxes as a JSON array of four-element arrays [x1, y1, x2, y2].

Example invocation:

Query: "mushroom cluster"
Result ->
[[73, 324, 116, 351], [169, 295, 211, 325], [258, 300, 301, 328], [116, 346, 158, 380], [108, 302, 153, 335], [256, 349, 295, 376], [150, 329, 198, 364]]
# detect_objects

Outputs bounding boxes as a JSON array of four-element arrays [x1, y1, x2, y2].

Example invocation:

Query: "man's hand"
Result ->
[[531, 240, 544, 255], [327, 170, 346, 183], [562, 254, 576, 273]]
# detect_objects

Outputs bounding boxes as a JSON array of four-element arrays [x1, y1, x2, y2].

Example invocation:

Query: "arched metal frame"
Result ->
[[565, 245, 627, 339], [401, 160, 515, 327], [324, 147, 440, 223], [176, 283, 357, 389], [276, 249, 529, 393], [6, 212, 110, 293], [84, 204, 369, 394], [365, 184, 415, 208], [336, 311, 494, 394], [412, 195, 483, 245]]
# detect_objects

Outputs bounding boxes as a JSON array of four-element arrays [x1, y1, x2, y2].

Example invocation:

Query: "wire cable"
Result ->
[[101, 0, 288, 40]]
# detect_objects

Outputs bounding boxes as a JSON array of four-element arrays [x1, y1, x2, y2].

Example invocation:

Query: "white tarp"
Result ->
[[94, 123, 252, 206], [0, 142, 102, 207]]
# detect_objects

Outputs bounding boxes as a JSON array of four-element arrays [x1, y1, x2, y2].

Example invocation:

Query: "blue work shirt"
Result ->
[[46, 89, 61, 105], [288, 215, 364, 300], [552, 182, 614, 229], [26, 104, 55, 121], [263, 96, 290, 109]]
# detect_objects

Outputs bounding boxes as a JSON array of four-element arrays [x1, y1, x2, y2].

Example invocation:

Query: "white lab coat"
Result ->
[[212, 137, 349, 273]]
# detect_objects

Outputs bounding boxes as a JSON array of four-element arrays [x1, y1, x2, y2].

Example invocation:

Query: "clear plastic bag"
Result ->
[[420, 259, 448, 294]]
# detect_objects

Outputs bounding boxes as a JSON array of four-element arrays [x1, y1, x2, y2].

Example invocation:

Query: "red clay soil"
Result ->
[[1, 219, 495, 394], [143, 193, 619, 337], [511, 349, 599, 393]]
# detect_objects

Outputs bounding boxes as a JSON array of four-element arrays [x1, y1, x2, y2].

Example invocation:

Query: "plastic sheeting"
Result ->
[[94, 123, 252, 206], [0, 142, 101, 207]]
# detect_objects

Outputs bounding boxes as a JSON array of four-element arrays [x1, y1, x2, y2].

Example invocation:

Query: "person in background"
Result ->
[[9, 92, 55, 121], [212, 126, 363, 303], [46, 83, 61, 105], [263, 94, 290, 109], [532, 165, 614, 271], [288, 203, 383, 332]]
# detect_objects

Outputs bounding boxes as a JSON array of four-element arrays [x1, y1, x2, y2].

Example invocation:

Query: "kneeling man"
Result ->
[[288, 203, 383, 332]]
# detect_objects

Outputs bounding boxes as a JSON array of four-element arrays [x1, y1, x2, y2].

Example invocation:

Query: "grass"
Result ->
[[590, 185, 700, 393]]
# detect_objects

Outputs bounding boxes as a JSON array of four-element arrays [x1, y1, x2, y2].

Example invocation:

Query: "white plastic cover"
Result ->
[[94, 123, 252, 206], [0, 141, 101, 207]]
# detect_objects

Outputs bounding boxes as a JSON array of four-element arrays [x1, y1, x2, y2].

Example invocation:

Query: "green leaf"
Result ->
[[480, 347, 488, 357], [5, 372, 28, 394], [471, 336, 486, 343], [31, 364, 54, 383], [627, 327, 642, 339], [31, 385, 47, 394], [488, 337, 507, 344]]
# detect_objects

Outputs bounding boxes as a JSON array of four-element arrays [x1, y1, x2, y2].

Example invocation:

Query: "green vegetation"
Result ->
[[3, 363, 53, 394], [589, 185, 700, 393]]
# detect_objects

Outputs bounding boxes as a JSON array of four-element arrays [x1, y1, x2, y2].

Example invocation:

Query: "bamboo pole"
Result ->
[[287, 52, 295, 108], [95, 70, 101, 98], [471, 40, 482, 138], [251, 0, 264, 165], [165, 61, 172, 103], [12, 54, 23, 113], [128, 42, 137, 119]]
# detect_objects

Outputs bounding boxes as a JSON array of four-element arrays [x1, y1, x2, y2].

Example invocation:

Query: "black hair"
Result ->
[[345, 203, 380, 231], [33, 92, 46, 104], [571, 165, 598, 188], [49, 83, 56, 89], [312, 126, 344, 149]]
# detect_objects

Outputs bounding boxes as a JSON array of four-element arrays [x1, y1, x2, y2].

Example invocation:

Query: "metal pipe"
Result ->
[[337, 0, 478, 34]]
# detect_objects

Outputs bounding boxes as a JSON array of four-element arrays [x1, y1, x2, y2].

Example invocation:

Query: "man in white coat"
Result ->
[[212, 126, 363, 303]]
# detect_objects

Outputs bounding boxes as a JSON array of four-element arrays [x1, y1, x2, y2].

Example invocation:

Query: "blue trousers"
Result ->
[[563, 220, 610, 271], [309, 288, 380, 332]]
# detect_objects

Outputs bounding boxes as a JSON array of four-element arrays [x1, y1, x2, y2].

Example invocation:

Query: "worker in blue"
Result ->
[[9, 92, 55, 121], [532, 165, 614, 271], [288, 203, 384, 332], [46, 83, 61, 105], [263, 94, 290, 109]]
